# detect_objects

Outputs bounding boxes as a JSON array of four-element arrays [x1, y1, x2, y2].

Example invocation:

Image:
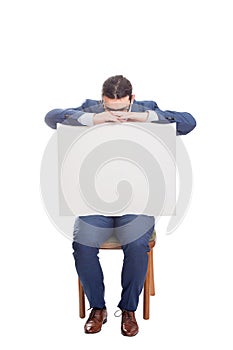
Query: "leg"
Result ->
[[72, 215, 114, 309], [150, 248, 155, 296], [73, 242, 106, 309], [115, 215, 155, 311], [143, 248, 152, 319], [78, 277, 85, 318], [73, 215, 114, 248]]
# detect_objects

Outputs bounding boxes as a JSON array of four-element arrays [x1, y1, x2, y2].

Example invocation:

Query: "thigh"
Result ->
[[73, 215, 114, 248], [114, 214, 155, 246]]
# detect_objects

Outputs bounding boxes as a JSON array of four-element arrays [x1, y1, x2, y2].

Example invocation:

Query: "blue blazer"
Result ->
[[45, 99, 196, 135]]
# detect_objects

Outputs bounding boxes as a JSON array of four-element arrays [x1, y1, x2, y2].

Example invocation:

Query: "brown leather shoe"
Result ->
[[84, 308, 107, 334], [121, 310, 139, 337]]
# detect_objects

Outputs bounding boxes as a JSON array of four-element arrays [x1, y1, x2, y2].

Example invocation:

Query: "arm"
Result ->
[[154, 108, 196, 135], [44, 99, 100, 129], [115, 101, 196, 135], [113, 109, 196, 135], [148, 101, 196, 135], [44, 108, 85, 129]]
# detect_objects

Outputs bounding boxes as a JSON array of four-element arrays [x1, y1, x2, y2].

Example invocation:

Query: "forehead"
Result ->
[[103, 96, 130, 104]]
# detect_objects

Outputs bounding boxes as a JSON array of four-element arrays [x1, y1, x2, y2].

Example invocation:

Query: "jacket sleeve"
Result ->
[[148, 101, 196, 135], [44, 101, 92, 129], [155, 109, 196, 135]]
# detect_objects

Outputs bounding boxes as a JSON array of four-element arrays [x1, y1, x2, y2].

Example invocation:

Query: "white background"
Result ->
[[1, 0, 233, 348]]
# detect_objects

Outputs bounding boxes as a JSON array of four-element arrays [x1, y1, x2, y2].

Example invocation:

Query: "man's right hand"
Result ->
[[93, 112, 121, 125]]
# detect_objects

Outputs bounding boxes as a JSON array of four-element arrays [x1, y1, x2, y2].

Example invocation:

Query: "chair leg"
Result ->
[[150, 248, 155, 296], [143, 250, 152, 320], [78, 278, 85, 318]]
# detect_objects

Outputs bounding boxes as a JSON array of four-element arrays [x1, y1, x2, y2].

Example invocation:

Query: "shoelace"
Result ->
[[114, 309, 122, 317], [114, 309, 133, 320], [87, 307, 105, 320], [88, 309, 97, 320]]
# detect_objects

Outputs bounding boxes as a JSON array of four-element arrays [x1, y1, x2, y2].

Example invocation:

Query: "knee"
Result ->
[[123, 236, 150, 256], [123, 224, 154, 252], [72, 241, 98, 259]]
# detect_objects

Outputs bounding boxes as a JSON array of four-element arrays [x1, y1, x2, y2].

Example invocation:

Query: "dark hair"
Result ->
[[102, 75, 132, 100]]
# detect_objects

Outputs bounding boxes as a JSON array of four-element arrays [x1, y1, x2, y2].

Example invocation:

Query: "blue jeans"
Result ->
[[72, 214, 155, 311]]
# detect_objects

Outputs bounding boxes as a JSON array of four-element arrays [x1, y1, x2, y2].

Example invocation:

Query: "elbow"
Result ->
[[177, 113, 197, 135], [44, 109, 60, 129], [187, 113, 197, 133]]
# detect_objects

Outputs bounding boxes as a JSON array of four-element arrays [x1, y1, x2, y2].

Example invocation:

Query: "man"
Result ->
[[45, 75, 196, 336]]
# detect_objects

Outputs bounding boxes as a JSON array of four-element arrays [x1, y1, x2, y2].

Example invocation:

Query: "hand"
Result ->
[[93, 111, 121, 125], [112, 112, 149, 122]]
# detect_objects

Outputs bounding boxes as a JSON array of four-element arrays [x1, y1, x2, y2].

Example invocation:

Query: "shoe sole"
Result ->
[[121, 330, 138, 337]]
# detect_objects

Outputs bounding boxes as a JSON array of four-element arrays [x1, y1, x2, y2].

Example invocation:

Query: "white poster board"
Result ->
[[57, 122, 176, 217]]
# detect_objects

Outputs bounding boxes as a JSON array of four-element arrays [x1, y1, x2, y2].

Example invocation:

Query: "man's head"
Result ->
[[102, 75, 135, 112]]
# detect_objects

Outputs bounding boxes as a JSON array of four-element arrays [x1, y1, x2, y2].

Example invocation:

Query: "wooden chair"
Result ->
[[78, 231, 156, 320]]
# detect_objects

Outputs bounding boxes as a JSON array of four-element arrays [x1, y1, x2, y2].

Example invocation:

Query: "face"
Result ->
[[103, 95, 135, 112]]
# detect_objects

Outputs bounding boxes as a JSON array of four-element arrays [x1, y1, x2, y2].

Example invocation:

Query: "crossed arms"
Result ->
[[45, 99, 196, 135]]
